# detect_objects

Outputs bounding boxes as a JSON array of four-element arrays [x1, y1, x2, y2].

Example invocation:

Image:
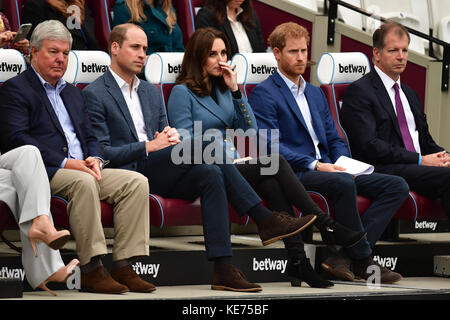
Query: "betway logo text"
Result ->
[[0, 62, 23, 74], [167, 63, 181, 74], [338, 63, 367, 75], [415, 221, 437, 231], [251, 64, 276, 75], [132, 262, 160, 278], [0, 267, 25, 280], [373, 255, 398, 270], [253, 258, 287, 273], [81, 62, 108, 73]]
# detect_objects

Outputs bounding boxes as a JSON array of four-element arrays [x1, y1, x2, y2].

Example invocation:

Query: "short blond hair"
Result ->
[[268, 22, 310, 51]]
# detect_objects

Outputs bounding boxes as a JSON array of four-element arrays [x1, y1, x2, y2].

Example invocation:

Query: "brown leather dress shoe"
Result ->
[[80, 266, 129, 294], [353, 257, 403, 284], [211, 264, 262, 292], [111, 265, 156, 293], [258, 212, 316, 246]]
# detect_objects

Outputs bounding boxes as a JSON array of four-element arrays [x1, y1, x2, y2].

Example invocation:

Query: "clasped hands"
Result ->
[[64, 157, 102, 181], [422, 151, 450, 167], [146, 126, 181, 153]]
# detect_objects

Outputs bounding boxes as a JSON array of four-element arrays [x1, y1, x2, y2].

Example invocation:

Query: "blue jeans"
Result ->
[[300, 171, 409, 260]]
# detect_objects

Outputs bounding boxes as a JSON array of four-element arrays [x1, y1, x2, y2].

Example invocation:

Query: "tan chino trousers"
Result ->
[[50, 168, 150, 265]]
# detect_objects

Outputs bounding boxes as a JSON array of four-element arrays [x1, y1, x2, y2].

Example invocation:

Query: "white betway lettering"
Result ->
[[415, 221, 437, 231], [0, 62, 23, 74], [338, 63, 367, 75], [132, 262, 160, 278], [253, 258, 287, 273], [81, 62, 108, 73], [373, 255, 398, 270], [251, 64, 276, 75], [167, 63, 181, 74], [0, 266, 25, 280]]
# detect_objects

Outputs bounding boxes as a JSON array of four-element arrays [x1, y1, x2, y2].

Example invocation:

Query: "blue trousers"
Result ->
[[137, 145, 261, 260], [300, 171, 409, 260]]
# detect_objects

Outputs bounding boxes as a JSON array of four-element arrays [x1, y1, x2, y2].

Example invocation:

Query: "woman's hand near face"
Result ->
[[219, 61, 238, 92]]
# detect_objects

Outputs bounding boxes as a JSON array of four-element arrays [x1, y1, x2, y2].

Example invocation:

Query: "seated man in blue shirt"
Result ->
[[249, 22, 409, 284], [0, 20, 153, 294]]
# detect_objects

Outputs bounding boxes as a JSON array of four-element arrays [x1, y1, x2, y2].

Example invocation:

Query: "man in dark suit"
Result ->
[[83, 23, 315, 292], [341, 21, 450, 217], [249, 22, 409, 284], [0, 20, 154, 294]]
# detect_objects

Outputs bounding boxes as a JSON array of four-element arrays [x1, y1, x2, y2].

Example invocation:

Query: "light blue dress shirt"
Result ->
[[32, 67, 84, 167]]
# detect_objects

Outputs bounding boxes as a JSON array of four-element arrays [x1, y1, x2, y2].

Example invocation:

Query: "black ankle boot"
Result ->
[[317, 217, 366, 248], [286, 257, 334, 288]]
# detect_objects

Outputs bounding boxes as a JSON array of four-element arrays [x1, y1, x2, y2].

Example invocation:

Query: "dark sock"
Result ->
[[111, 259, 130, 271], [247, 203, 272, 225], [81, 256, 103, 274], [214, 256, 233, 265]]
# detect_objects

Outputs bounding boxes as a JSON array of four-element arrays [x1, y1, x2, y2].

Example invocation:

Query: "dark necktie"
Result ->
[[393, 83, 416, 152]]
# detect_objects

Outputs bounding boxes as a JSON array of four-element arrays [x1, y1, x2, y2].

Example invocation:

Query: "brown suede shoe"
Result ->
[[258, 212, 316, 246], [111, 265, 156, 293], [211, 264, 262, 292], [80, 266, 129, 294], [321, 249, 355, 282], [353, 257, 403, 284]]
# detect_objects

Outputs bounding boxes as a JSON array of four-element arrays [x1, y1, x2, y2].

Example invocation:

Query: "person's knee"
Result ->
[[72, 172, 98, 192], [333, 173, 356, 193], [126, 171, 149, 195]]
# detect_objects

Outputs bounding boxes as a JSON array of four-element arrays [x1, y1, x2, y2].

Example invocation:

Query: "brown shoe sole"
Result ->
[[262, 215, 317, 246], [354, 275, 403, 284], [211, 285, 262, 292], [321, 262, 355, 282], [79, 287, 130, 294]]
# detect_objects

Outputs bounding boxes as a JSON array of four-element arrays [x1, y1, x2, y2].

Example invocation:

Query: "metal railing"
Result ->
[[327, 0, 450, 91]]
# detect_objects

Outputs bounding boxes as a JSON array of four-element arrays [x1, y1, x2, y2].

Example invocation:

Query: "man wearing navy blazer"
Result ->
[[0, 20, 153, 294], [249, 22, 409, 284], [341, 22, 450, 218], [84, 23, 313, 292]]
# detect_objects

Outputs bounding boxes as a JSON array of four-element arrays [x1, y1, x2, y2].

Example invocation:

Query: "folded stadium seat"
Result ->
[[231, 52, 331, 222], [285, 0, 319, 13], [63, 50, 111, 89], [2, 0, 28, 32], [316, 51, 446, 223], [364, 0, 428, 55], [337, 0, 364, 31], [429, 0, 450, 57], [176, 0, 205, 46], [86, 0, 116, 52]]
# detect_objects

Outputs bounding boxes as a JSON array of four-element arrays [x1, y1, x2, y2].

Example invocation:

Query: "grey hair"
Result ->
[[30, 20, 73, 50]]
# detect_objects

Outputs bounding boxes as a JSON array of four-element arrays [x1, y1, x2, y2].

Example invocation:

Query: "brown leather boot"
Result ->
[[111, 265, 156, 293], [258, 212, 316, 245], [80, 266, 129, 294], [353, 257, 403, 284], [211, 264, 262, 292], [321, 249, 355, 282]]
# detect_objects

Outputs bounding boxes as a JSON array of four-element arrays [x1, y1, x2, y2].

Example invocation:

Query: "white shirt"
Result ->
[[109, 68, 149, 143], [227, 6, 253, 53], [374, 65, 421, 154], [277, 69, 321, 170]]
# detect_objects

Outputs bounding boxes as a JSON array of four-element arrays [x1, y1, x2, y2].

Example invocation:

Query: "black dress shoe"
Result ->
[[318, 219, 367, 248], [286, 257, 334, 288]]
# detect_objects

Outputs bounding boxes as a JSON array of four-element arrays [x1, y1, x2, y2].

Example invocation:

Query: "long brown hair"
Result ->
[[125, 0, 177, 33], [204, 0, 256, 30], [176, 27, 231, 97], [46, 0, 85, 22]]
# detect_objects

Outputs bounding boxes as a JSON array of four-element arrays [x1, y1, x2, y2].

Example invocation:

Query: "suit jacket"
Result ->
[[249, 71, 349, 178], [83, 69, 167, 170], [22, 0, 99, 50], [0, 68, 102, 180], [195, 6, 265, 56], [341, 69, 443, 172], [167, 84, 257, 159]]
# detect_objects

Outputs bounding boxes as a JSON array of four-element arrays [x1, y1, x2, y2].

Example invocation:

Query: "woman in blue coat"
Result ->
[[113, 0, 184, 55], [168, 27, 366, 288]]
